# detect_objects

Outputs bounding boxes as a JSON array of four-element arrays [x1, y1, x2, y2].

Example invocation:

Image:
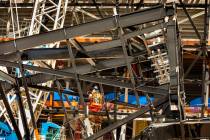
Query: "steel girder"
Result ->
[[166, 20, 185, 118], [0, 23, 162, 61], [0, 47, 128, 61], [0, 70, 16, 84], [0, 5, 174, 55], [166, 20, 180, 88], [0, 60, 169, 95], [86, 95, 169, 140], [25, 57, 136, 84], [0, 2, 208, 8]]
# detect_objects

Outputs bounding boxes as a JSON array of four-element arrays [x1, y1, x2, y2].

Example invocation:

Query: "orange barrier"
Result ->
[[1, 37, 210, 46], [0, 38, 14, 42], [75, 36, 112, 43], [45, 101, 71, 108], [0, 37, 112, 43]]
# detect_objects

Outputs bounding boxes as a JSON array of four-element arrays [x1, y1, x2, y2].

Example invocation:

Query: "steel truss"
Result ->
[[0, 4, 187, 140], [0, 5, 174, 54]]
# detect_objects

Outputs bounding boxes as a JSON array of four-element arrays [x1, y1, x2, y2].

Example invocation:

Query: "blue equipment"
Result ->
[[0, 121, 18, 140], [40, 122, 61, 140]]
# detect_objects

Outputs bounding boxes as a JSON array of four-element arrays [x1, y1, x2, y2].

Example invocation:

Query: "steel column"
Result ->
[[66, 39, 85, 104], [0, 23, 162, 61], [0, 70, 15, 84], [115, 12, 140, 106], [166, 20, 185, 119]]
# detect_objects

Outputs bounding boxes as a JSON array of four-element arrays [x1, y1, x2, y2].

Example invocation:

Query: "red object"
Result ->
[[89, 103, 102, 112]]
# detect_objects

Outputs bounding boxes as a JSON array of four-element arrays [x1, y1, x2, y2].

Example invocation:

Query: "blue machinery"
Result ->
[[0, 121, 17, 139], [190, 97, 210, 107], [0, 121, 61, 140], [40, 122, 61, 140]]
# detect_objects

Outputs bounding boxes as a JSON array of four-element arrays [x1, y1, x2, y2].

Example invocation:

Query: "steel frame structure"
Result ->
[[0, 1, 208, 139], [0, 5, 174, 54]]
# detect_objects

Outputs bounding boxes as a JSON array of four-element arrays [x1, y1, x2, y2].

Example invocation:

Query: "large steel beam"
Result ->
[[179, 0, 201, 40], [86, 95, 169, 140], [0, 2, 208, 8], [0, 81, 13, 92], [25, 57, 135, 85], [0, 5, 174, 55], [0, 70, 15, 84], [1, 57, 144, 92], [66, 39, 85, 104], [0, 47, 126, 61], [166, 20, 179, 88], [0, 23, 162, 61], [0, 60, 169, 95], [166, 20, 185, 119]]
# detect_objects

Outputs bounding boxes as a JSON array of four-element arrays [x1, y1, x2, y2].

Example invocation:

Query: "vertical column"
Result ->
[[166, 20, 185, 119], [203, 0, 210, 116]]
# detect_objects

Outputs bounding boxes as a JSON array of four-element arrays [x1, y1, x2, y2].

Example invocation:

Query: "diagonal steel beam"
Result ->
[[135, 0, 144, 11], [86, 95, 169, 140], [66, 39, 85, 104], [14, 83, 30, 139], [0, 5, 174, 55], [18, 63, 39, 138], [178, 11, 204, 24], [115, 13, 140, 106], [23, 57, 136, 84], [179, 0, 202, 40], [0, 60, 169, 95], [0, 23, 162, 62], [0, 83, 22, 140], [184, 50, 202, 78], [0, 70, 15, 84], [68, 39, 96, 66], [55, 81, 73, 137]]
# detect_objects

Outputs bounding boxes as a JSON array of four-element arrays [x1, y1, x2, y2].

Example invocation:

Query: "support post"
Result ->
[[15, 81, 30, 139], [166, 20, 185, 119], [114, 7, 140, 106], [18, 63, 40, 140]]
